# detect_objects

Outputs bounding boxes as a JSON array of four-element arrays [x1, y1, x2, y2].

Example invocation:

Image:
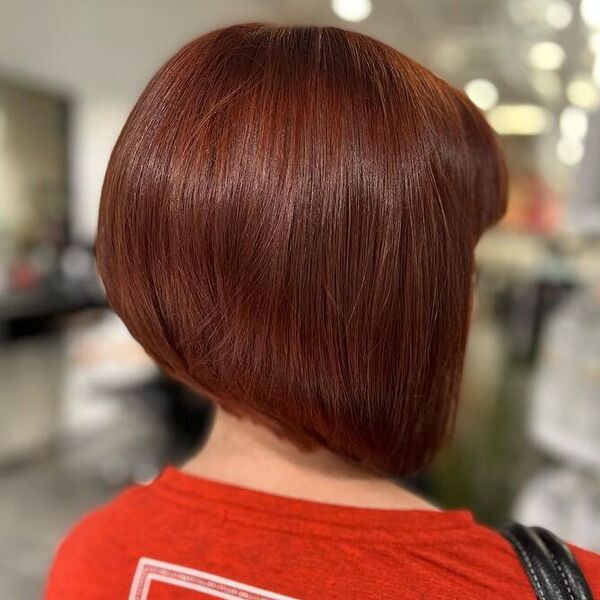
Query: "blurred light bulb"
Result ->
[[530, 70, 562, 101], [528, 41, 565, 70], [487, 104, 551, 135], [560, 106, 589, 139], [557, 137, 584, 165], [581, 0, 600, 28], [465, 78, 499, 110], [589, 31, 600, 54], [546, 0, 573, 28], [508, 0, 536, 24], [433, 40, 466, 72], [566, 77, 600, 109], [331, 0, 372, 22], [0, 108, 6, 147], [594, 55, 600, 85]]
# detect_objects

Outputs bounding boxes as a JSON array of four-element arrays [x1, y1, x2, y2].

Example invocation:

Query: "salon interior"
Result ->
[[1, 0, 600, 596]]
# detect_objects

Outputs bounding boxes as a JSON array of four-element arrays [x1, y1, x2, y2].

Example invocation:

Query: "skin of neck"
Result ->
[[182, 406, 438, 511]]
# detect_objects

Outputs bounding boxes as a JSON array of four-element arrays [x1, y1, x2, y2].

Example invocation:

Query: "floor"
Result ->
[[0, 452, 116, 598], [0, 397, 179, 599], [0, 321, 208, 598]]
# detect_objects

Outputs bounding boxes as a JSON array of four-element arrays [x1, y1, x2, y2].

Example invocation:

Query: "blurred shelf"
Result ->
[[531, 419, 600, 471], [0, 280, 104, 338]]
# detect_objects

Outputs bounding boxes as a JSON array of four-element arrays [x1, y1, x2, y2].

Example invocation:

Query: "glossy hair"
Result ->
[[96, 23, 507, 476]]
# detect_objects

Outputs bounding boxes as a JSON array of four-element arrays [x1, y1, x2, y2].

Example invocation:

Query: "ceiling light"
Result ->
[[0, 109, 6, 147], [433, 41, 467, 72], [546, 1, 573, 29], [593, 54, 600, 86], [331, 0, 372, 22], [581, 0, 600, 28], [487, 104, 552, 136], [566, 77, 600, 109], [508, 0, 536, 24], [528, 41, 565, 70], [530, 71, 562, 101], [560, 106, 589, 139], [465, 79, 499, 110], [589, 31, 600, 53], [557, 137, 584, 165]]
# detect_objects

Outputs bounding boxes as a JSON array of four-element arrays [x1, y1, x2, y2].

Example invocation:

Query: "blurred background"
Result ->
[[1, 0, 600, 596]]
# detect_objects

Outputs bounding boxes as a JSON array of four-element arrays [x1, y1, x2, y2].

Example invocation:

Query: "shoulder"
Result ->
[[440, 520, 600, 597], [569, 543, 600, 594], [45, 484, 149, 599]]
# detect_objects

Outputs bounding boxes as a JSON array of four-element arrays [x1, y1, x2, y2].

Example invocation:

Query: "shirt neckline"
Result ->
[[149, 466, 476, 541]]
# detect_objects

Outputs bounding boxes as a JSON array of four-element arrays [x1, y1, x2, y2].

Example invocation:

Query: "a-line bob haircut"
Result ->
[[96, 23, 507, 477]]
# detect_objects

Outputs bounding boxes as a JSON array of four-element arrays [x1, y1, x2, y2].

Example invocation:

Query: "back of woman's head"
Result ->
[[96, 23, 507, 477]]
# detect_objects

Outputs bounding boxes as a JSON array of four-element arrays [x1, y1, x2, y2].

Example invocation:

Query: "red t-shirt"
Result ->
[[46, 467, 600, 599]]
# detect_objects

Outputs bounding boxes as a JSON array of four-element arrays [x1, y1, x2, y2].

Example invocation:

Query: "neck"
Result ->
[[182, 406, 438, 511]]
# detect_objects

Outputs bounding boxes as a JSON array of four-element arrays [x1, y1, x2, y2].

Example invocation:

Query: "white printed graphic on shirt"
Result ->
[[129, 557, 298, 600]]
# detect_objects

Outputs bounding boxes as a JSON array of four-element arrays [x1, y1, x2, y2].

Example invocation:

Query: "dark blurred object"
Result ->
[[0, 77, 106, 339], [0, 243, 104, 339]]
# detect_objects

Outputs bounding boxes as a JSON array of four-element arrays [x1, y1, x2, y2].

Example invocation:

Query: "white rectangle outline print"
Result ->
[[129, 557, 299, 600]]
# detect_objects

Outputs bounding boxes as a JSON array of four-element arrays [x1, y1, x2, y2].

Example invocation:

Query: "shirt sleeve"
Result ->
[[569, 544, 600, 599], [44, 506, 136, 599]]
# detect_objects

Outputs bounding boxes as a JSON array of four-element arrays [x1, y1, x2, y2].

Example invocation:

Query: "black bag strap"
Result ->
[[500, 522, 594, 600], [532, 527, 595, 600]]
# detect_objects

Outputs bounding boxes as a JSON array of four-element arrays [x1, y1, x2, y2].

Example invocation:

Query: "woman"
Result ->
[[46, 24, 600, 599]]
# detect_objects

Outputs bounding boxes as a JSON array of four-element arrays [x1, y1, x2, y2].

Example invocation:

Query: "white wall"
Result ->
[[70, 97, 131, 243], [569, 110, 600, 234], [0, 0, 292, 242]]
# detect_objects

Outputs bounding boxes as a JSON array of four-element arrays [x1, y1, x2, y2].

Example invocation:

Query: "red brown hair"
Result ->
[[96, 24, 507, 476]]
